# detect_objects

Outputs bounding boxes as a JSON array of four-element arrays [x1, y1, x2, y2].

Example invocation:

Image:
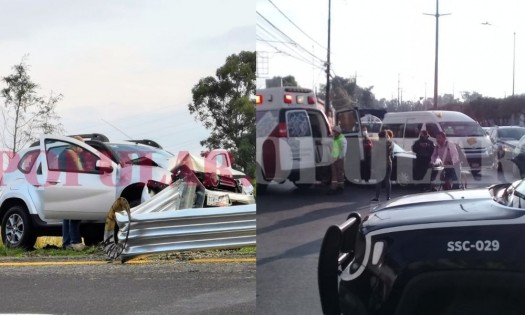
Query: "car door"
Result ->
[[399, 118, 419, 151], [281, 109, 315, 177], [307, 110, 331, 167], [336, 108, 363, 183], [38, 135, 118, 220]]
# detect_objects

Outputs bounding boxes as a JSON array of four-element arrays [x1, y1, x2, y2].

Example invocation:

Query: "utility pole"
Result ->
[[513, 32, 516, 96], [397, 74, 401, 108], [424, 0, 450, 109], [325, 0, 331, 116]]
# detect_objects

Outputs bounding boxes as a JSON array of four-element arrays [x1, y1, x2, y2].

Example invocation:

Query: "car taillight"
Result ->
[[307, 96, 316, 104], [277, 122, 288, 137], [269, 122, 288, 138]]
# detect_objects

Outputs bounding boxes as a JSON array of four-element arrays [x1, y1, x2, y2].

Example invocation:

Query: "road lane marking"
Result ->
[[0, 257, 255, 266], [190, 258, 255, 263], [0, 260, 151, 266]]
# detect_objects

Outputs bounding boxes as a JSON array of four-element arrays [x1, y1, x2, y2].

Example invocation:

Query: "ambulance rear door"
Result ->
[[280, 109, 316, 174]]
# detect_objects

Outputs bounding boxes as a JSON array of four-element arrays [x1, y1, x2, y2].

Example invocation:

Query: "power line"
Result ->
[[256, 22, 324, 68], [257, 11, 325, 64], [257, 19, 317, 65], [266, 0, 327, 51], [256, 34, 324, 69]]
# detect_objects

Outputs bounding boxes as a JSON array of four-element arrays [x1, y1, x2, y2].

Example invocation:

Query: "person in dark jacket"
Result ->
[[361, 126, 372, 182], [412, 130, 435, 181], [371, 130, 393, 201]]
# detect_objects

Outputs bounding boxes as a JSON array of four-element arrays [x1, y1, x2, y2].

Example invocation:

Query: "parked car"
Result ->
[[0, 134, 253, 249], [319, 179, 525, 314], [0, 134, 173, 249], [488, 125, 525, 168], [511, 134, 525, 179]]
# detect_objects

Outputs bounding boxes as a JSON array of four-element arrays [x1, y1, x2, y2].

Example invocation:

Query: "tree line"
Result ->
[[269, 74, 525, 127]]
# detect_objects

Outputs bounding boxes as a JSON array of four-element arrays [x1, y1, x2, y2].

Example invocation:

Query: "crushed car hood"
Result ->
[[363, 189, 525, 233], [167, 153, 246, 178]]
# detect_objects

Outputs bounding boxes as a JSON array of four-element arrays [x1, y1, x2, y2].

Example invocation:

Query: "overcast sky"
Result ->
[[257, 0, 525, 102], [0, 0, 254, 155]]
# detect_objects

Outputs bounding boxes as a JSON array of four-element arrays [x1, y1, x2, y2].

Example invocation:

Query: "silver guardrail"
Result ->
[[102, 181, 256, 263], [116, 204, 256, 263]]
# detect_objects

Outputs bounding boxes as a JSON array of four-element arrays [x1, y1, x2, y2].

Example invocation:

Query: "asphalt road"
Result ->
[[256, 168, 511, 314], [0, 259, 255, 315]]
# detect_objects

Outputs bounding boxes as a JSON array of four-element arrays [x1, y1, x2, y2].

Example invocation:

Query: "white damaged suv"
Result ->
[[0, 134, 173, 249]]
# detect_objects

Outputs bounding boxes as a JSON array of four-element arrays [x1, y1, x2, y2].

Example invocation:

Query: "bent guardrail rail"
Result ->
[[102, 181, 256, 263]]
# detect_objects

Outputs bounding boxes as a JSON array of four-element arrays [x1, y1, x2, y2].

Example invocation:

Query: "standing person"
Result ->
[[412, 130, 435, 182], [361, 126, 372, 183], [59, 135, 86, 251], [372, 130, 393, 201], [386, 129, 394, 140], [431, 131, 460, 190], [328, 125, 347, 194]]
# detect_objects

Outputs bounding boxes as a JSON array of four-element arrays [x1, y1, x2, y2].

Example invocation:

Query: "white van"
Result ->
[[381, 110, 494, 174], [255, 87, 333, 192]]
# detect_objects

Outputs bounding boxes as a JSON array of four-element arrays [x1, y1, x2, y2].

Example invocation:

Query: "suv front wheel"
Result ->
[[1, 205, 37, 250]]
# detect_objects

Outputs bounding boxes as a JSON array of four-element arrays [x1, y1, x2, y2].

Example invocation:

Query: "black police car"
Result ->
[[318, 179, 525, 315]]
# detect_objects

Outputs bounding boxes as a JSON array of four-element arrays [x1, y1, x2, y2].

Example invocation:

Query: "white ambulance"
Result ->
[[255, 87, 333, 192]]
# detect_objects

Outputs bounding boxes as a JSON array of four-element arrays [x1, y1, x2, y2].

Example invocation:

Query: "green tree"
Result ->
[[1, 59, 63, 153], [318, 76, 356, 110], [269, 75, 298, 87], [318, 75, 380, 110], [188, 51, 255, 179], [281, 75, 298, 87]]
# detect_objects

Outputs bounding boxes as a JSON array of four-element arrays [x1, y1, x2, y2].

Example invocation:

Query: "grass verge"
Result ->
[[0, 235, 256, 259]]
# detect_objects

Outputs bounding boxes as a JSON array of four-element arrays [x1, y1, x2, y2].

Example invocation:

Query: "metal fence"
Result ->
[[115, 204, 256, 263]]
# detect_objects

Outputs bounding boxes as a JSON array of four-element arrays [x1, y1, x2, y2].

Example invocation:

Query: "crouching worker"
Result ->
[[328, 125, 347, 194]]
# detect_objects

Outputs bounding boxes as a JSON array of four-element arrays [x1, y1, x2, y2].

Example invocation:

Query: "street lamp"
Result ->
[[325, 0, 331, 116], [424, 0, 450, 109], [513, 32, 516, 96], [482, 24, 516, 97]]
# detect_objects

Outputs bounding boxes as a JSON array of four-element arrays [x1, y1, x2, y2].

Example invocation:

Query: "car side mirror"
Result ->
[[96, 160, 114, 173]]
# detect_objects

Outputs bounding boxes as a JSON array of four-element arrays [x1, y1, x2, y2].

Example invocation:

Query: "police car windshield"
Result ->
[[439, 122, 486, 137]]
